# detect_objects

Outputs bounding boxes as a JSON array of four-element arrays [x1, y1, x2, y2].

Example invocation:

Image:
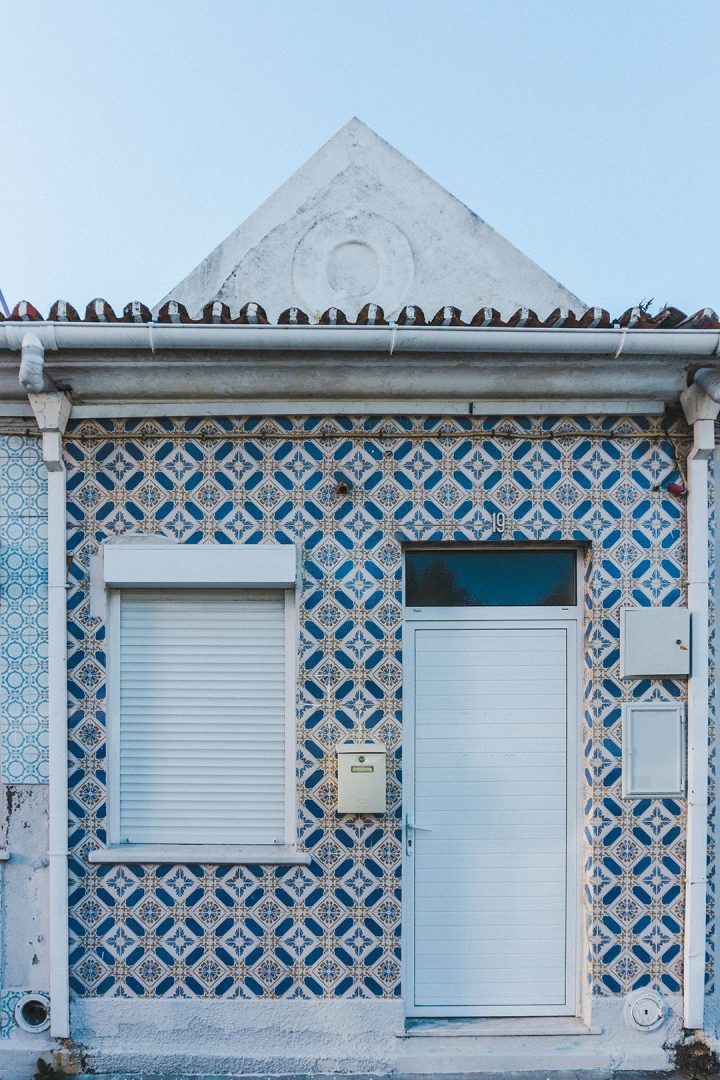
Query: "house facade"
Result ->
[[1, 120, 720, 1076]]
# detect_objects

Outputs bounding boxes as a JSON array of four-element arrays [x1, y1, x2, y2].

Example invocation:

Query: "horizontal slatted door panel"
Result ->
[[118, 589, 286, 845], [413, 627, 568, 1010]]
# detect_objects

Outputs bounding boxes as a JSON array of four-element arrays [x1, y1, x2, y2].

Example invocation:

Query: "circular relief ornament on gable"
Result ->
[[292, 210, 415, 317]]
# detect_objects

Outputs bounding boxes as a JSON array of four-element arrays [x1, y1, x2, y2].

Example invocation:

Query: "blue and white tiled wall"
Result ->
[[0, 435, 50, 1036], [0, 435, 49, 784], [62, 414, 690, 1002]]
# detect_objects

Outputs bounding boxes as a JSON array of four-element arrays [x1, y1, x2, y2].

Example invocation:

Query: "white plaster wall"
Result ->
[[71, 996, 682, 1075], [0, 1046, 56, 1080], [2, 785, 49, 988], [160, 119, 586, 322]]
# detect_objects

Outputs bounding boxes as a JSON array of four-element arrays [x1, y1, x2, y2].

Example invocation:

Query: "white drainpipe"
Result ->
[[19, 332, 56, 393], [681, 370, 720, 1029], [19, 334, 72, 1038]]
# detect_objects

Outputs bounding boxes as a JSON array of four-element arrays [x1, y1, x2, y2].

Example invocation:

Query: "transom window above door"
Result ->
[[405, 548, 577, 607]]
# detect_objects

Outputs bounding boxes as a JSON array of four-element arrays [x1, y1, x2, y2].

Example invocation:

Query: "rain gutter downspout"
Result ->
[[681, 368, 720, 1030], [19, 333, 72, 1039]]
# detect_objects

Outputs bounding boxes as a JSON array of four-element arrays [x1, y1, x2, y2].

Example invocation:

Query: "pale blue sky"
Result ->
[[2, 0, 718, 318]]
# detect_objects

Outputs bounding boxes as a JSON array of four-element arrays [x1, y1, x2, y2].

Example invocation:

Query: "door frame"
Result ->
[[401, 548, 584, 1019]]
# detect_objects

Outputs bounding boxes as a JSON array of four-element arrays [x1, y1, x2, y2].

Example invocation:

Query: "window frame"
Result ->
[[404, 545, 578, 608], [89, 542, 308, 866]]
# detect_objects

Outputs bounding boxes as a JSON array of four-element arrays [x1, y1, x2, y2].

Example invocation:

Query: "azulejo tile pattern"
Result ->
[[64, 414, 689, 1000], [0, 435, 49, 784], [0, 989, 48, 1038]]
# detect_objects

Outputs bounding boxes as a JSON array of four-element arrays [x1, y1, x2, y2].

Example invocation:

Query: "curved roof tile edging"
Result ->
[[3, 300, 719, 330]]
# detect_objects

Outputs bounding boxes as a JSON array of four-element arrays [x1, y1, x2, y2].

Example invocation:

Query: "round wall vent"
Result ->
[[14, 993, 50, 1033], [625, 990, 665, 1031]]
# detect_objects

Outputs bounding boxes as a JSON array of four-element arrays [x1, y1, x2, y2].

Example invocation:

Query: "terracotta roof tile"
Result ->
[[578, 308, 612, 328], [2, 300, 718, 329], [157, 300, 193, 324], [355, 303, 387, 325], [506, 307, 541, 328], [278, 307, 310, 325], [396, 305, 426, 325], [470, 307, 503, 327], [319, 307, 349, 324], [48, 300, 81, 321], [678, 308, 720, 329], [122, 301, 153, 323], [202, 300, 233, 324], [651, 306, 687, 329], [9, 301, 44, 321], [235, 302, 268, 325], [617, 306, 656, 329], [85, 298, 119, 322], [543, 308, 580, 328], [430, 305, 465, 327]]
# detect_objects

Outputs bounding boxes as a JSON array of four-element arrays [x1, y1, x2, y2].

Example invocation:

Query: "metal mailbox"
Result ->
[[336, 741, 387, 814]]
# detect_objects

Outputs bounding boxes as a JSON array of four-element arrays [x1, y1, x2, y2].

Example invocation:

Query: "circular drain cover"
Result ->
[[627, 991, 665, 1031]]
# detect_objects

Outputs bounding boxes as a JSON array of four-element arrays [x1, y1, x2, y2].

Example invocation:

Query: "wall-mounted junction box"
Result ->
[[622, 702, 685, 798], [337, 741, 386, 814], [620, 607, 690, 678]]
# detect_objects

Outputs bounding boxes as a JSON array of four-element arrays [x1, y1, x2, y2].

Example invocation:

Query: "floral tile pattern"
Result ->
[[0, 436, 49, 783], [0, 989, 48, 1037], [63, 414, 689, 1000]]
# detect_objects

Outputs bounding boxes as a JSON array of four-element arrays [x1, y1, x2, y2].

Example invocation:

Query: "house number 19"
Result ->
[[491, 511, 507, 533]]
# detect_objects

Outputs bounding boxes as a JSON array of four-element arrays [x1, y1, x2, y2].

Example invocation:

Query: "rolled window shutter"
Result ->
[[118, 589, 287, 845]]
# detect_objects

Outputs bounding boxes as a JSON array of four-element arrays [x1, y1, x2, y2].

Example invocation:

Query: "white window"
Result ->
[[89, 542, 307, 865]]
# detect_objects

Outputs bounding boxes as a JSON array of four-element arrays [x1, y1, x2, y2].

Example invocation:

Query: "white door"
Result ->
[[404, 619, 577, 1017]]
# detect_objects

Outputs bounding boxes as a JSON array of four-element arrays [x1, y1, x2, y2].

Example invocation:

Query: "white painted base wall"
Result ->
[[66, 996, 683, 1075]]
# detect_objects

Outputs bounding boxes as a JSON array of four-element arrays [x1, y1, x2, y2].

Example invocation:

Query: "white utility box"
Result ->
[[622, 702, 685, 797], [620, 607, 690, 678], [336, 741, 386, 814]]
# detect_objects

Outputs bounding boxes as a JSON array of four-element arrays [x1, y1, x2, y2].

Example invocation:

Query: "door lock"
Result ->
[[405, 815, 433, 855]]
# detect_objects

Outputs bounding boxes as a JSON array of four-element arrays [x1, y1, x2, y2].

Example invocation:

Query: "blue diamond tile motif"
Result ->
[[60, 414, 691, 1001]]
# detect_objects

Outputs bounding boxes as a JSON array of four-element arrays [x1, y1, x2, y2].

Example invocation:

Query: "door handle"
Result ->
[[405, 815, 433, 855]]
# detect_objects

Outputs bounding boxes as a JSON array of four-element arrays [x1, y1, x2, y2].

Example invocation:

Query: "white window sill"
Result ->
[[88, 844, 311, 865]]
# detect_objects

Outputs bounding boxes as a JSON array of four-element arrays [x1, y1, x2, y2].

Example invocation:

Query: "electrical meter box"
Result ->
[[336, 741, 386, 814], [622, 702, 685, 797], [620, 607, 691, 678]]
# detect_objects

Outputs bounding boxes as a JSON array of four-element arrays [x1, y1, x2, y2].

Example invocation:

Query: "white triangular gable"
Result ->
[[159, 118, 586, 321]]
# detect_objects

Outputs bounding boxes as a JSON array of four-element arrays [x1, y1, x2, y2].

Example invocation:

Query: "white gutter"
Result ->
[[681, 369, 720, 1030], [19, 335, 72, 1038], [1, 321, 720, 357]]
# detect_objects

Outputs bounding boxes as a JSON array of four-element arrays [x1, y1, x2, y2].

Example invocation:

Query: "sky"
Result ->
[[1, 0, 718, 319]]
